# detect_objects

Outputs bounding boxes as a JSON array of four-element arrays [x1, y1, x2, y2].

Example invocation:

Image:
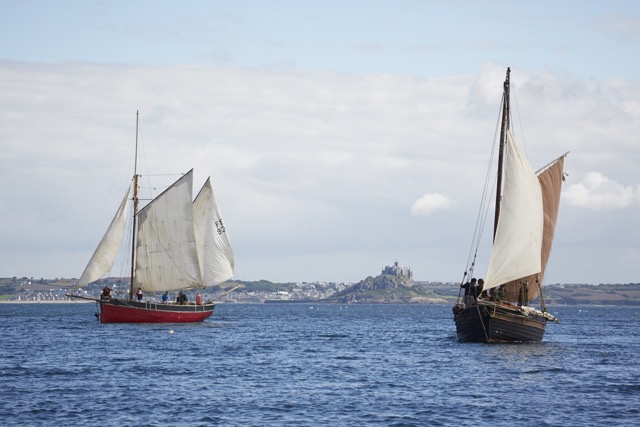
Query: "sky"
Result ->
[[1, 0, 639, 285]]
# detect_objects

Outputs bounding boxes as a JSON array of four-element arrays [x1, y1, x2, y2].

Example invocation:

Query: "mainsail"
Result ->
[[483, 130, 544, 291], [78, 186, 131, 287], [193, 178, 235, 286], [135, 170, 202, 292]]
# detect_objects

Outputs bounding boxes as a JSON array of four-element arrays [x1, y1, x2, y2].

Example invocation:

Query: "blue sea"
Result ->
[[0, 303, 638, 426]]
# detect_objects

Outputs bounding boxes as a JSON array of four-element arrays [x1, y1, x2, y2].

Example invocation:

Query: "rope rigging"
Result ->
[[461, 94, 505, 289]]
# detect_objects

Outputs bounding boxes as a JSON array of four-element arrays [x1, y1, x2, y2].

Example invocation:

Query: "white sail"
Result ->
[[193, 178, 235, 286], [78, 186, 131, 287], [135, 170, 203, 292], [483, 130, 544, 291]]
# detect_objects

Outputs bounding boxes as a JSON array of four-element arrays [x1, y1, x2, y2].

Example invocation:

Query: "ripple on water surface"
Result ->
[[0, 303, 639, 426]]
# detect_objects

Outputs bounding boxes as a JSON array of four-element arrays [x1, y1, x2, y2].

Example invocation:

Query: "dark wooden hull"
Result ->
[[98, 298, 214, 323], [453, 301, 547, 342]]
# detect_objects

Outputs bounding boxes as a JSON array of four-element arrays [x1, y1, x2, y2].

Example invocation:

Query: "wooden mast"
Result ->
[[494, 67, 510, 239], [129, 111, 140, 301]]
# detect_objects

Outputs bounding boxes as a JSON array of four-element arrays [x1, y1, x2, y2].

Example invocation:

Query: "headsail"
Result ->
[[135, 170, 202, 292], [483, 130, 544, 291], [78, 186, 131, 287], [193, 178, 235, 286]]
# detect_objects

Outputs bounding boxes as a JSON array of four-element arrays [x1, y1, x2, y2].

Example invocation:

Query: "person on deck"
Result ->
[[161, 291, 168, 304], [136, 288, 143, 301], [461, 278, 477, 307], [518, 282, 528, 307], [498, 285, 506, 301], [196, 293, 203, 305], [177, 291, 187, 305], [101, 286, 111, 300], [475, 279, 484, 300]]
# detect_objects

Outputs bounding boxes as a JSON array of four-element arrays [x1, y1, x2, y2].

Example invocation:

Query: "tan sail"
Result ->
[[502, 154, 566, 303]]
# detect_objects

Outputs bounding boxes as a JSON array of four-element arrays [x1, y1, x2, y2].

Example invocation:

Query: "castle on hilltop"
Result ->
[[382, 261, 413, 280]]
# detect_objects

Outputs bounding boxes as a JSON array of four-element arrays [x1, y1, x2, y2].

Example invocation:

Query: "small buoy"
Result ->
[[168, 329, 174, 334]]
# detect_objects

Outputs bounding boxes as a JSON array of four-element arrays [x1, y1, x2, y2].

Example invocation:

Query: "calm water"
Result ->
[[0, 303, 638, 426]]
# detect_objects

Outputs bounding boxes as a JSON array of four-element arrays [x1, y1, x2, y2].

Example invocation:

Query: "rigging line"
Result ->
[[536, 276, 549, 313], [136, 116, 161, 205], [476, 304, 490, 342], [511, 87, 529, 158], [116, 207, 135, 285], [476, 91, 508, 253], [456, 277, 464, 302], [77, 128, 135, 278], [476, 164, 498, 265], [464, 95, 504, 275], [476, 97, 502, 248], [124, 114, 140, 186]]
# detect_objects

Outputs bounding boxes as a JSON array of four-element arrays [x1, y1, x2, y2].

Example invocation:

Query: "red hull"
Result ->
[[99, 299, 214, 323]]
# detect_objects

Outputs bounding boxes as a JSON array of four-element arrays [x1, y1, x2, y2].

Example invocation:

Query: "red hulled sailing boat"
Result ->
[[69, 112, 236, 323]]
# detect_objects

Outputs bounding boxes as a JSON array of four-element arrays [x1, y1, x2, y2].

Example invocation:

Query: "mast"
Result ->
[[129, 111, 140, 301], [494, 67, 510, 239]]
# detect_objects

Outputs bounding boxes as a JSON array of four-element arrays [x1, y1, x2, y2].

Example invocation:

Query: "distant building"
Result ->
[[382, 261, 413, 280]]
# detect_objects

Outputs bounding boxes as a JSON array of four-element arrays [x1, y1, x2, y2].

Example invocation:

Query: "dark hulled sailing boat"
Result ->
[[69, 112, 236, 323], [453, 68, 568, 342]]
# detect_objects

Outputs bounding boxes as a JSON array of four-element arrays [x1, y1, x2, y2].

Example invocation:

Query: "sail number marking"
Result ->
[[215, 219, 226, 235]]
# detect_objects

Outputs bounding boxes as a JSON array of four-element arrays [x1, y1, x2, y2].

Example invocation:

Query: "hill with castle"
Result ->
[[323, 261, 447, 304]]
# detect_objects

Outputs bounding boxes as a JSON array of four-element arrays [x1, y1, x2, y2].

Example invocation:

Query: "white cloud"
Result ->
[[1, 62, 639, 284], [563, 172, 640, 209], [410, 193, 451, 216]]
